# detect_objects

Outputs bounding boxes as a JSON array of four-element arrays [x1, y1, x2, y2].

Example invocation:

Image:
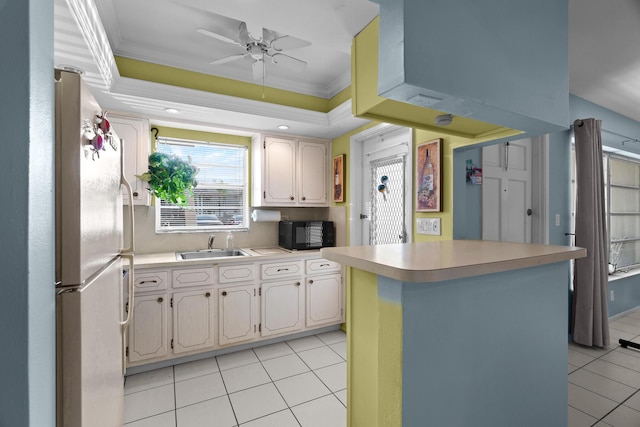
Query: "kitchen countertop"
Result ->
[[321, 240, 586, 283], [132, 246, 323, 269]]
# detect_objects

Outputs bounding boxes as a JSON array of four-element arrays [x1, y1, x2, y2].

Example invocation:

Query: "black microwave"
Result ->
[[279, 221, 335, 250]]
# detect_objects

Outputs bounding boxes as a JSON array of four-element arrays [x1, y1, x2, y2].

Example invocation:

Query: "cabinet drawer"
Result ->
[[218, 263, 256, 284], [261, 260, 302, 280], [305, 258, 341, 274], [172, 267, 214, 288], [134, 270, 169, 292]]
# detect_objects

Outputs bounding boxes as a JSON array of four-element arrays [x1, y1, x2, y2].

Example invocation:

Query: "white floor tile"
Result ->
[[229, 383, 287, 424], [609, 327, 638, 344], [613, 315, 640, 327], [261, 354, 309, 381], [275, 372, 331, 407], [334, 390, 347, 407], [174, 357, 219, 383], [316, 330, 346, 345], [601, 404, 640, 427], [124, 411, 176, 427], [253, 342, 294, 361], [610, 321, 640, 336], [175, 372, 227, 408], [221, 362, 272, 393], [584, 359, 640, 389], [176, 395, 237, 427], [602, 349, 640, 372], [568, 348, 595, 368], [297, 346, 344, 370], [217, 349, 260, 371], [291, 395, 346, 427], [569, 369, 637, 403], [623, 390, 640, 411], [239, 409, 300, 427], [568, 383, 618, 419], [330, 342, 347, 360], [313, 362, 346, 392], [286, 335, 326, 353], [568, 406, 598, 427], [125, 384, 175, 424], [125, 367, 174, 395]]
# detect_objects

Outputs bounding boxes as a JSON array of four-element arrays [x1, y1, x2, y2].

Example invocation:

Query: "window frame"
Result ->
[[154, 137, 249, 233]]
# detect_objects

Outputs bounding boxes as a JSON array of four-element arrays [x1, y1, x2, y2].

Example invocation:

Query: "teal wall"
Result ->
[[0, 0, 56, 425], [453, 95, 640, 317]]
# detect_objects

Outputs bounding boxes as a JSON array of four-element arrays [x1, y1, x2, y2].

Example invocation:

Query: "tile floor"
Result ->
[[569, 307, 640, 426], [124, 330, 347, 427], [125, 307, 640, 427]]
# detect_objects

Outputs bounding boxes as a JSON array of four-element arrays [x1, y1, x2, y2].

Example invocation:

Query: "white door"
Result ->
[[298, 140, 328, 205], [263, 137, 297, 205], [361, 128, 412, 245], [482, 138, 533, 243], [261, 280, 304, 337], [218, 285, 257, 346], [172, 289, 216, 354], [306, 273, 343, 327], [128, 293, 169, 362]]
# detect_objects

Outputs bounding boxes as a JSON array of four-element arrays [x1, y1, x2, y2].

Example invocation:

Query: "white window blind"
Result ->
[[155, 138, 248, 232]]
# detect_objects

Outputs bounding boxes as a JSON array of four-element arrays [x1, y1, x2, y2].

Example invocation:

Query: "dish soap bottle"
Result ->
[[226, 231, 234, 250]]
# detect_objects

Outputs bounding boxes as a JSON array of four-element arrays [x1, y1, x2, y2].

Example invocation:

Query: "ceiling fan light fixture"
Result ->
[[435, 114, 454, 126]]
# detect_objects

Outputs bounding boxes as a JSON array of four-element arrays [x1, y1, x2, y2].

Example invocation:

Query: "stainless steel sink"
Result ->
[[175, 249, 250, 260]]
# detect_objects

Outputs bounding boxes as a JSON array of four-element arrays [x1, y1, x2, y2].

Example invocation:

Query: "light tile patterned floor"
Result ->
[[125, 307, 640, 427], [124, 330, 347, 427], [569, 307, 640, 426]]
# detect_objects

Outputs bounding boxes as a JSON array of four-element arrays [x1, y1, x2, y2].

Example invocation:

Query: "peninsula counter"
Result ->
[[321, 240, 586, 427]]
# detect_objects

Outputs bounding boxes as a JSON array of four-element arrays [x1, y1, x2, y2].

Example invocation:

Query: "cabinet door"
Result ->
[[128, 293, 169, 362], [306, 274, 343, 327], [261, 280, 304, 337], [298, 140, 328, 206], [263, 137, 297, 205], [173, 289, 216, 354], [109, 114, 151, 206], [218, 285, 257, 346]]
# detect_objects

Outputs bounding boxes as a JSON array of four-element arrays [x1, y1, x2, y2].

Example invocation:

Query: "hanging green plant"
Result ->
[[137, 152, 198, 206]]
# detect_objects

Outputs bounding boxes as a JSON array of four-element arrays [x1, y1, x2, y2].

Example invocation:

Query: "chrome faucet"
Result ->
[[207, 235, 215, 249]]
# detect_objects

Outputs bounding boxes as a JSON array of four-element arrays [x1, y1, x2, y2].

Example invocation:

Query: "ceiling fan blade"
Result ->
[[210, 53, 247, 65], [270, 53, 307, 72], [197, 28, 242, 46], [252, 59, 265, 80], [238, 21, 252, 45], [269, 34, 312, 52]]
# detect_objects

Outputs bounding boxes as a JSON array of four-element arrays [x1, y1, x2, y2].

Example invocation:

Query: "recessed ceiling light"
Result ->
[[164, 108, 180, 114], [277, 125, 289, 130]]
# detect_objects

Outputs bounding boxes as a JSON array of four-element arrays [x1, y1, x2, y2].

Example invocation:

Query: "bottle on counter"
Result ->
[[226, 231, 234, 250]]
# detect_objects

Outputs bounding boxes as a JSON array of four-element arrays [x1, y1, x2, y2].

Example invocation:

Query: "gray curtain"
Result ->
[[572, 118, 610, 347]]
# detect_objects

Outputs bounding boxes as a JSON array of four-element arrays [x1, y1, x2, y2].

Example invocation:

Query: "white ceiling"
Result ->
[[54, 0, 640, 139]]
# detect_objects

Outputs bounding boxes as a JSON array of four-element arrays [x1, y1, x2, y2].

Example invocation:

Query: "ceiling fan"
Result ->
[[197, 22, 311, 80]]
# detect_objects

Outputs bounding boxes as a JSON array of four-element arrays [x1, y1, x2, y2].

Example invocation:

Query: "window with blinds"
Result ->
[[155, 138, 248, 232]]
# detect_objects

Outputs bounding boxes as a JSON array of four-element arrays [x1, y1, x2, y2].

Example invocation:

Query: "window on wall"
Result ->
[[571, 147, 640, 272], [155, 138, 249, 233]]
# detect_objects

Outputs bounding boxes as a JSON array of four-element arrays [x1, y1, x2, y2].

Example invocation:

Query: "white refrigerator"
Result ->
[[54, 69, 135, 427]]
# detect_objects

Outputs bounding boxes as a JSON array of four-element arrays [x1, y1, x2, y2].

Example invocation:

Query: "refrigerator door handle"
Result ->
[[120, 253, 134, 375], [120, 138, 135, 254]]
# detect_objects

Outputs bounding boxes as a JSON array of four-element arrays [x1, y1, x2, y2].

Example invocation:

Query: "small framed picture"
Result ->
[[332, 154, 345, 203], [416, 138, 442, 212]]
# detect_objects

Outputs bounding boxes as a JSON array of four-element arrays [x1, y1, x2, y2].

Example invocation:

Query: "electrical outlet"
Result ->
[[610, 290, 615, 301], [417, 218, 441, 235]]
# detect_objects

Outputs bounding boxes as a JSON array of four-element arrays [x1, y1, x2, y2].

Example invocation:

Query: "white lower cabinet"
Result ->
[[128, 293, 169, 363], [261, 279, 305, 337], [218, 285, 258, 346], [128, 256, 343, 367], [172, 289, 215, 354], [306, 273, 343, 327]]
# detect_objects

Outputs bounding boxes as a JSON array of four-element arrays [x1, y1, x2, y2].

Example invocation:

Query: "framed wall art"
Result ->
[[416, 138, 442, 212], [333, 154, 345, 202]]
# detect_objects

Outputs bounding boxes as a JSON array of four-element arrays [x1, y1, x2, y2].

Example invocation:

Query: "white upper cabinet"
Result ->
[[252, 134, 329, 207], [109, 114, 151, 205]]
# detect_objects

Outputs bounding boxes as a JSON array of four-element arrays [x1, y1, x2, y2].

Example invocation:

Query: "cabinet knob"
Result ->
[[157, 297, 163, 303], [205, 292, 211, 298], [222, 291, 227, 296], [133, 191, 139, 197], [302, 196, 306, 201], [308, 279, 314, 284], [296, 282, 301, 287], [290, 196, 295, 200]]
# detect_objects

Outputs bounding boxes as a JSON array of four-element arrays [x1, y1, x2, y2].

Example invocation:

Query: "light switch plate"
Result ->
[[417, 218, 441, 235]]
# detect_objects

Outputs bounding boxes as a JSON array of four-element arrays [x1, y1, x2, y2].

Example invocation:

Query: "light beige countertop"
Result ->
[[133, 247, 322, 269], [321, 240, 586, 283]]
